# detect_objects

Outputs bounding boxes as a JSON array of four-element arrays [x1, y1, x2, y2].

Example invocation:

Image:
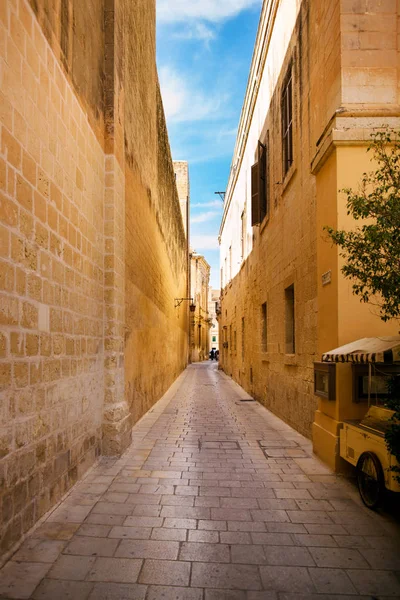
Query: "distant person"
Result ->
[[215, 350, 219, 361], [210, 349, 215, 360]]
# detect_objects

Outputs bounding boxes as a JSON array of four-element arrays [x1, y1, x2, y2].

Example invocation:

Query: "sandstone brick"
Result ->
[[26, 333, 39, 356], [0, 293, 19, 325], [22, 301, 38, 329], [11, 332, 24, 356], [14, 361, 29, 388], [0, 331, 7, 357], [0, 362, 12, 390], [0, 260, 15, 292], [1, 127, 22, 170], [0, 192, 19, 227], [23, 152, 36, 187]]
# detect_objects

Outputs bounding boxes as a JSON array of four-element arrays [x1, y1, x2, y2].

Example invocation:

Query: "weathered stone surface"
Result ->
[[0, 0, 188, 556]]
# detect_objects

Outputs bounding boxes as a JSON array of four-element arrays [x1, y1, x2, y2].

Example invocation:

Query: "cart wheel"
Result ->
[[357, 452, 385, 509]]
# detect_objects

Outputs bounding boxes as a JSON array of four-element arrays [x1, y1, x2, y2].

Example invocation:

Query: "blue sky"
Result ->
[[156, 0, 262, 288]]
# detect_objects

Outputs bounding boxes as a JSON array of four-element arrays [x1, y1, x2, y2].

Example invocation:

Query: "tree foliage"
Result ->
[[325, 129, 400, 481]]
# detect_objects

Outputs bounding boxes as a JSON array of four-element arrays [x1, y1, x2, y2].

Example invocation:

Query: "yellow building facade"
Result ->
[[219, 0, 400, 459], [190, 252, 211, 362]]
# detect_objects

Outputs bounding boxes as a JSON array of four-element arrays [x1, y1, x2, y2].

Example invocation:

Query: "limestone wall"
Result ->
[[0, 0, 188, 558], [219, 0, 400, 440]]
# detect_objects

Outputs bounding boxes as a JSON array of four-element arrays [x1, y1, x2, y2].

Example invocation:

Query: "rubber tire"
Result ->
[[357, 451, 385, 510]]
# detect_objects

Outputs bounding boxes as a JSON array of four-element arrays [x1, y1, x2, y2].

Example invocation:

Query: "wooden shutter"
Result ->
[[258, 141, 267, 222], [251, 162, 260, 226]]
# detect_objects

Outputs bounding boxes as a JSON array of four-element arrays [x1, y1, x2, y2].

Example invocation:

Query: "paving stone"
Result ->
[[163, 517, 197, 529], [250, 532, 293, 545], [293, 533, 337, 547], [219, 497, 259, 509], [179, 542, 230, 562], [116, 539, 179, 560], [88, 582, 147, 599], [31, 523, 80, 540], [64, 536, 119, 557], [11, 539, 65, 563], [131, 505, 161, 517], [333, 534, 371, 548], [77, 524, 112, 537], [308, 567, 358, 594], [251, 509, 290, 522], [160, 506, 210, 519], [87, 557, 143, 583], [85, 513, 125, 526], [0, 562, 51, 599], [92, 502, 134, 516], [146, 586, 203, 600], [108, 525, 152, 539], [124, 516, 164, 528], [125, 494, 162, 505], [191, 562, 262, 590], [138, 560, 191, 586], [287, 510, 333, 524], [188, 530, 219, 543], [102, 493, 129, 503], [220, 531, 251, 544], [198, 519, 227, 531], [347, 568, 400, 596], [160, 495, 195, 506], [47, 555, 96, 580], [259, 565, 315, 593], [194, 496, 221, 507], [308, 546, 369, 568], [32, 579, 93, 600], [47, 505, 93, 523], [205, 590, 247, 599], [151, 528, 187, 541]]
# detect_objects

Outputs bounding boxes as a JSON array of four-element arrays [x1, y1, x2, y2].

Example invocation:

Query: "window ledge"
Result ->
[[282, 164, 297, 194], [261, 352, 270, 363], [284, 354, 297, 366], [260, 214, 270, 235]]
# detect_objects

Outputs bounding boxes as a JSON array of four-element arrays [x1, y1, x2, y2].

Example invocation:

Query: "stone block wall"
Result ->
[[0, 0, 188, 558]]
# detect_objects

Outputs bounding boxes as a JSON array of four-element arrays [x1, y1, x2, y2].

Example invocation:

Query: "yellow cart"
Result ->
[[340, 405, 400, 508], [313, 337, 400, 509]]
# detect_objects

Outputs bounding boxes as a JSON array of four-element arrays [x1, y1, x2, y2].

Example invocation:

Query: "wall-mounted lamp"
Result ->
[[175, 297, 196, 312]]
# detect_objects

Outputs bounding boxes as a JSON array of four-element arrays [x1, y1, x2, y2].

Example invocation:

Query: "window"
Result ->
[[285, 284, 295, 354], [229, 324, 232, 354], [212, 335, 216, 342], [259, 139, 268, 222], [198, 325, 201, 346], [234, 330, 237, 352], [261, 302, 267, 352], [282, 64, 293, 176], [251, 140, 268, 225], [224, 257, 227, 285], [241, 209, 246, 261], [241, 317, 245, 362]]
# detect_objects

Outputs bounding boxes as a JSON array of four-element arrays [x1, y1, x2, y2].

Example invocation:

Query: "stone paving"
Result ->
[[1, 362, 400, 600]]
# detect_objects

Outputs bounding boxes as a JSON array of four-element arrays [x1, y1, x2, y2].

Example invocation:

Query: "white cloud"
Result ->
[[191, 234, 219, 250], [158, 66, 226, 123], [157, 0, 261, 24], [191, 200, 224, 208], [172, 23, 215, 42], [191, 211, 220, 224]]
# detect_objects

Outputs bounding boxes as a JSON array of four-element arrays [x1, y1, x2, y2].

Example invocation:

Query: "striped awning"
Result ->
[[322, 337, 400, 364]]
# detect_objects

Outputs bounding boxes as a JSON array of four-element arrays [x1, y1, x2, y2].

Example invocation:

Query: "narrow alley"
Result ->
[[1, 362, 399, 599]]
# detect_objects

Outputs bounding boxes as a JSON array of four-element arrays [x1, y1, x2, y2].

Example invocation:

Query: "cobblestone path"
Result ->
[[1, 362, 400, 599]]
